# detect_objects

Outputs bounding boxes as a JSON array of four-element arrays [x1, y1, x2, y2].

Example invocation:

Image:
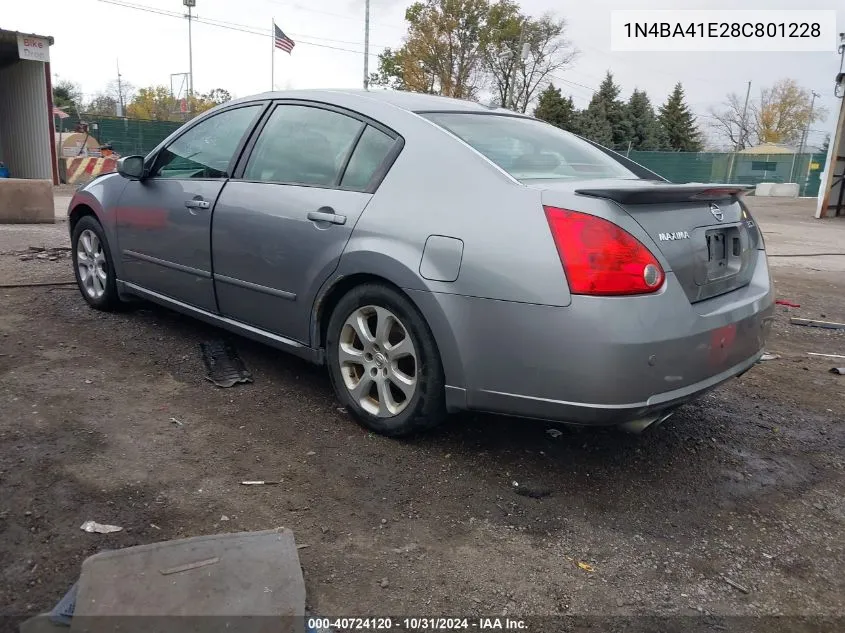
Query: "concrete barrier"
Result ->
[[0, 178, 54, 224], [771, 183, 800, 197], [755, 182, 799, 197], [61, 157, 117, 185]]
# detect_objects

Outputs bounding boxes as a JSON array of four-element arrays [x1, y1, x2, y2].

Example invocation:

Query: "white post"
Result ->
[[271, 20, 275, 91], [508, 27, 526, 111], [183, 0, 196, 113], [116, 59, 124, 117], [798, 91, 819, 196], [187, 5, 193, 110], [363, 0, 370, 90]]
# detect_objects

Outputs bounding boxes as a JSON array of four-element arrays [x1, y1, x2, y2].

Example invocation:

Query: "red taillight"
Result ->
[[543, 206, 665, 296]]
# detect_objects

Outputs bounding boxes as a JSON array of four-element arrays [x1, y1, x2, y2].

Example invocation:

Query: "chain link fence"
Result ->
[[629, 150, 827, 197], [52, 115, 828, 197], [56, 115, 183, 158]]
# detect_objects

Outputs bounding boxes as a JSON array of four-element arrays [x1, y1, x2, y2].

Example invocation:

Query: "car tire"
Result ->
[[71, 215, 122, 311], [326, 283, 447, 437]]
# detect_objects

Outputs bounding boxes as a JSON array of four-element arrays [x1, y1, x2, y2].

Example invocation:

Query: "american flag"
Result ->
[[274, 24, 295, 54]]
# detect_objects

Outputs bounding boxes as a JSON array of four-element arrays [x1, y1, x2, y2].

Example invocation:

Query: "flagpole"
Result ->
[[363, 0, 370, 89], [271, 19, 275, 91]]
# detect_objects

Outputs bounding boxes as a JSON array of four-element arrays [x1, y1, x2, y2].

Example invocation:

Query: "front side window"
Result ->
[[244, 105, 364, 187], [420, 112, 637, 182], [153, 105, 262, 179]]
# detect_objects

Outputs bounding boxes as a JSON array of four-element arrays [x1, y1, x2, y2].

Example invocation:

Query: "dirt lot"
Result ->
[[0, 198, 844, 630]]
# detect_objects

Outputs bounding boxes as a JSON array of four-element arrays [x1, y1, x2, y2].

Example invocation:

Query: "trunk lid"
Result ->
[[531, 179, 761, 303]]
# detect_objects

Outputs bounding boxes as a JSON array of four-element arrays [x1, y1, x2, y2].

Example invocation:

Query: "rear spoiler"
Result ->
[[574, 184, 755, 205]]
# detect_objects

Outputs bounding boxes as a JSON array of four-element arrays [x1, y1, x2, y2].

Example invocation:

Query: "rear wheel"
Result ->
[[326, 284, 446, 437], [72, 215, 121, 311]]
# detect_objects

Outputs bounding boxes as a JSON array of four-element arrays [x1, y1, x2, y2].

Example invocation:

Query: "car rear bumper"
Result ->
[[467, 349, 762, 425], [415, 250, 775, 425]]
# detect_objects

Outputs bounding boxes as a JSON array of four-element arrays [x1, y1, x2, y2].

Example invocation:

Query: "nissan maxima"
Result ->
[[67, 90, 774, 436]]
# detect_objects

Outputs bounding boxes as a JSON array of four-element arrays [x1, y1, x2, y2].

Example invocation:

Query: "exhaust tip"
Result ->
[[618, 411, 675, 434]]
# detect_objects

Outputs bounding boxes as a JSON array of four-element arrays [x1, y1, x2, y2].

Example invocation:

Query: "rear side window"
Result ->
[[244, 105, 363, 187], [420, 112, 636, 182], [340, 126, 395, 190]]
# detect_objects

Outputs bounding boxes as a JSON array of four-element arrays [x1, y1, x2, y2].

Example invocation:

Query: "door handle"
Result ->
[[185, 199, 211, 210], [307, 210, 346, 225]]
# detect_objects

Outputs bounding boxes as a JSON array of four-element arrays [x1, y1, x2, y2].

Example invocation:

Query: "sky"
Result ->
[[5, 0, 844, 149]]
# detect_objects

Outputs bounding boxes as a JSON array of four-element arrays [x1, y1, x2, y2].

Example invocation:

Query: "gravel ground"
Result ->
[[0, 200, 843, 632]]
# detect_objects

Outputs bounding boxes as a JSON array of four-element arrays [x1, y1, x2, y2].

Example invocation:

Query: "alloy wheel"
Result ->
[[338, 305, 418, 417], [76, 229, 107, 300]]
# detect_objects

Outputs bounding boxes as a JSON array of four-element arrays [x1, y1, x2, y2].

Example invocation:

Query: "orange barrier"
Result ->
[[61, 157, 118, 185]]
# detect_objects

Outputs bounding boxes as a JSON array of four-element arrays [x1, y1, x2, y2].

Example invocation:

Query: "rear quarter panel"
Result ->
[[339, 111, 573, 308]]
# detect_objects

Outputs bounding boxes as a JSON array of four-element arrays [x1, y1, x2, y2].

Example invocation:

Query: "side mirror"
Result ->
[[117, 156, 145, 180]]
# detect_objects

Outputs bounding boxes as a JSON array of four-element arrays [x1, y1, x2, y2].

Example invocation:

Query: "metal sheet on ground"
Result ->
[[72, 529, 305, 633]]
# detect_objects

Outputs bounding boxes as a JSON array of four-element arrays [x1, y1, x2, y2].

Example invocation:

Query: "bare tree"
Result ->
[[482, 5, 577, 113], [85, 79, 136, 117], [708, 92, 753, 150], [85, 94, 119, 117]]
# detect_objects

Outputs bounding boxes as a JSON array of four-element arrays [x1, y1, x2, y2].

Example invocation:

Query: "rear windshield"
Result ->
[[420, 112, 636, 181]]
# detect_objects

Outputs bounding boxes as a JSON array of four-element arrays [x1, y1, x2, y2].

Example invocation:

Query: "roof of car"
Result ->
[[246, 89, 506, 113]]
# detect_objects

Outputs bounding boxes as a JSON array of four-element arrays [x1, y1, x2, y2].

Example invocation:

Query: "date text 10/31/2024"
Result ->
[[307, 617, 528, 631]]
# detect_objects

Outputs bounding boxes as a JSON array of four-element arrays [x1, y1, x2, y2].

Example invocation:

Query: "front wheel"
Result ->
[[72, 215, 121, 311], [326, 284, 446, 437]]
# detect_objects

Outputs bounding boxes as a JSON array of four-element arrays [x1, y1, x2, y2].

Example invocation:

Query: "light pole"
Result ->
[[797, 90, 820, 195], [500, 25, 530, 111], [363, 0, 370, 90], [184, 0, 195, 112], [116, 59, 124, 117]]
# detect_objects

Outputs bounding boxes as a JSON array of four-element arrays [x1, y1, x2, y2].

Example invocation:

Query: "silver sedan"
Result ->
[[67, 90, 774, 436]]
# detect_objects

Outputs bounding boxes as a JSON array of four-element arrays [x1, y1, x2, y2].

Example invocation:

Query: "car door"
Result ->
[[115, 103, 264, 311], [212, 102, 402, 343]]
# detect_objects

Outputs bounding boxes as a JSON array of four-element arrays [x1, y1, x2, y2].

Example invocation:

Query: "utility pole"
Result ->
[[505, 23, 528, 111], [271, 19, 275, 91], [727, 80, 751, 183], [116, 59, 124, 117], [184, 0, 196, 113], [363, 0, 370, 90], [798, 90, 819, 157], [738, 80, 751, 150], [797, 90, 820, 195]]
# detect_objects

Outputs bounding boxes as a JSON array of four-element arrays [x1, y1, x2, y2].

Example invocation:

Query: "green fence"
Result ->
[[628, 150, 827, 197], [52, 115, 828, 197], [56, 115, 183, 157]]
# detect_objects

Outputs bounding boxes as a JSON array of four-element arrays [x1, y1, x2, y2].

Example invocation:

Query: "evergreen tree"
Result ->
[[626, 89, 666, 151], [658, 82, 702, 151], [578, 100, 613, 147], [533, 84, 578, 133], [582, 71, 630, 149], [52, 80, 82, 114]]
